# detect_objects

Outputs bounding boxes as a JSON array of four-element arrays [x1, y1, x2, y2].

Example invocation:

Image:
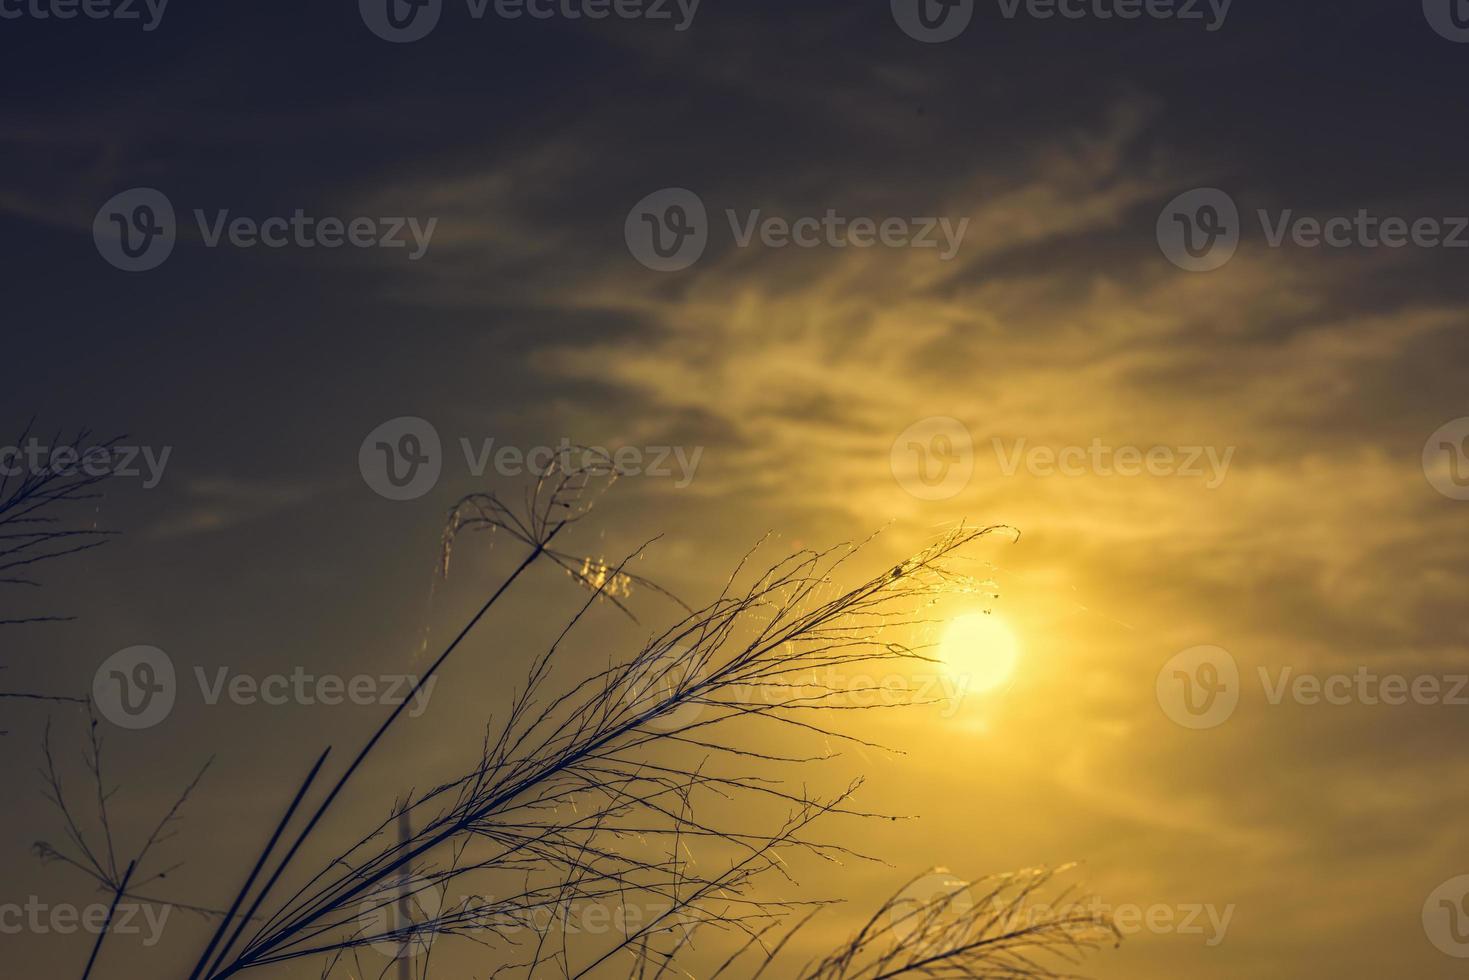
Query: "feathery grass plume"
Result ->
[[0, 420, 121, 628], [0, 420, 123, 723], [33, 707, 215, 979], [784, 865, 1120, 979], [103, 455, 1111, 980]]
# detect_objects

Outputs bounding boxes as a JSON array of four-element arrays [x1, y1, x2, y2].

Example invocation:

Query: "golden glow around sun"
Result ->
[[939, 613, 1020, 693]]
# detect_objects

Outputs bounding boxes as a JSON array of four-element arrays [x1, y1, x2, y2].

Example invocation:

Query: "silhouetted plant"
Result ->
[[41, 459, 1116, 978], [35, 707, 214, 980], [1, 421, 123, 725]]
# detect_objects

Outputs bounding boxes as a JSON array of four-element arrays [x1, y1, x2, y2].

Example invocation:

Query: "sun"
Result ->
[[938, 613, 1020, 693]]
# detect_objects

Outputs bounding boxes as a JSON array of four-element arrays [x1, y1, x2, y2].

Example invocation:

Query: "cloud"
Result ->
[[145, 477, 326, 538]]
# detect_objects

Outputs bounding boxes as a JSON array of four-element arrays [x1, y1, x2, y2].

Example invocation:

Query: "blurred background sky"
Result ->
[[4, 1, 1469, 977]]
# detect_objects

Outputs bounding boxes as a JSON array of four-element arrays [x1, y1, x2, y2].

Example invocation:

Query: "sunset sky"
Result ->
[[4, 2, 1469, 977]]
